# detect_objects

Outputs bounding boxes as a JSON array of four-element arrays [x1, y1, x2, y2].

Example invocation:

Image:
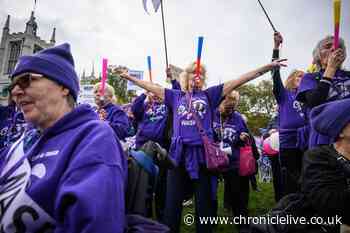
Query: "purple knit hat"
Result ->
[[11, 43, 79, 100], [310, 98, 350, 138]]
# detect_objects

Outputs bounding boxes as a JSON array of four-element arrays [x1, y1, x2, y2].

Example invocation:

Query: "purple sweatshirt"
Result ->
[[131, 94, 169, 149], [164, 84, 223, 178], [0, 104, 126, 233], [103, 102, 131, 141], [296, 70, 350, 148]]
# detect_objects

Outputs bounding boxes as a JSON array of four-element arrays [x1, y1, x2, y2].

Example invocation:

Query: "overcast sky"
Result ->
[[1, 0, 349, 87]]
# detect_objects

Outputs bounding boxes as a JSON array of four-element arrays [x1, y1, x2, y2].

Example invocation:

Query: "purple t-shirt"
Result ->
[[164, 84, 224, 178], [213, 110, 247, 169], [164, 84, 223, 145], [296, 70, 350, 148], [275, 89, 306, 149]]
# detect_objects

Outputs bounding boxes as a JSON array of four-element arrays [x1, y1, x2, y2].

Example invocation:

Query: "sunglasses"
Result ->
[[10, 73, 43, 92]]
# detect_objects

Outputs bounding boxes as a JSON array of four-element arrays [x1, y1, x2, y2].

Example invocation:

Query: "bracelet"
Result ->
[[320, 78, 332, 86]]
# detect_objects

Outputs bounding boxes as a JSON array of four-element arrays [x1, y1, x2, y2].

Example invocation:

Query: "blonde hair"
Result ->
[[284, 70, 304, 90], [179, 62, 207, 91], [94, 82, 117, 103]]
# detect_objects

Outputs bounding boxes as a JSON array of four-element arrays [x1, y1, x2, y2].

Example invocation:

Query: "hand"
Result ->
[[240, 132, 250, 142], [166, 67, 173, 80], [119, 71, 131, 80], [327, 48, 346, 70], [269, 58, 288, 69], [273, 32, 283, 49]]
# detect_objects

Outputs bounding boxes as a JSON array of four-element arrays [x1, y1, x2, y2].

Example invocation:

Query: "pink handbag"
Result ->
[[186, 93, 229, 172], [239, 140, 256, 176]]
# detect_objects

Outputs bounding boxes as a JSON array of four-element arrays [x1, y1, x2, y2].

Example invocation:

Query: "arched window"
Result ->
[[7, 40, 22, 74]]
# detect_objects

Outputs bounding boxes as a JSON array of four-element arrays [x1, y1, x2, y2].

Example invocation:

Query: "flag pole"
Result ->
[[160, 0, 169, 69], [257, 0, 277, 33], [33, 0, 37, 12]]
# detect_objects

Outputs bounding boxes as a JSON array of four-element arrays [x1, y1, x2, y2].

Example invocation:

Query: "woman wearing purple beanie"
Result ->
[[0, 43, 126, 232]]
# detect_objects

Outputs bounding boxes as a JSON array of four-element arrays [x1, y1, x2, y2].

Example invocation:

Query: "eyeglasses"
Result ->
[[9, 73, 43, 92]]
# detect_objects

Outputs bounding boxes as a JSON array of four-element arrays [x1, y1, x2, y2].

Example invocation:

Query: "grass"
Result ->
[[180, 181, 276, 233]]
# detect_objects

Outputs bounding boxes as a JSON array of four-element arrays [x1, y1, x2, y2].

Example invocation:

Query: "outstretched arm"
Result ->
[[222, 59, 287, 97], [119, 72, 165, 100]]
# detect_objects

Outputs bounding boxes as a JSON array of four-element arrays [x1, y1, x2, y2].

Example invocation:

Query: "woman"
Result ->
[[213, 90, 252, 233], [296, 35, 348, 148], [0, 43, 126, 232], [120, 59, 286, 233], [94, 82, 131, 141], [271, 32, 307, 196]]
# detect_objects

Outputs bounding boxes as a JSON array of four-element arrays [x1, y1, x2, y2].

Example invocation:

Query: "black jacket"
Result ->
[[301, 145, 350, 225]]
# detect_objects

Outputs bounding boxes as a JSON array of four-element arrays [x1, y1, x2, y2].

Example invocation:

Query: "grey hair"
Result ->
[[312, 35, 346, 71]]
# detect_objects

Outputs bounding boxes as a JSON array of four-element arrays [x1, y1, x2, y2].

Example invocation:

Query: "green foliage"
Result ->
[[107, 69, 129, 104], [237, 80, 277, 135]]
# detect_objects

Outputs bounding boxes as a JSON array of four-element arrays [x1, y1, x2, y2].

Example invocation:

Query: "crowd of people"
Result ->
[[0, 32, 349, 233]]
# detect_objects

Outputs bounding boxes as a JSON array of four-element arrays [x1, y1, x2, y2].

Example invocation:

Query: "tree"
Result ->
[[237, 80, 277, 135]]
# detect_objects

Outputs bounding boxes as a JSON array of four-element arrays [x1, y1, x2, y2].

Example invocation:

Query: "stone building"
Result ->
[[0, 11, 55, 105]]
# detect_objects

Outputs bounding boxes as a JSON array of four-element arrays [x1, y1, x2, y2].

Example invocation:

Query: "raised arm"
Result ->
[[222, 59, 287, 97], [119, 72, 165, 100], [272, 32, 285, 103]]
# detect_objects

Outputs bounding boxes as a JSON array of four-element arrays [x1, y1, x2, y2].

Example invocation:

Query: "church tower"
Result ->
[[0, 11, 56, 104]]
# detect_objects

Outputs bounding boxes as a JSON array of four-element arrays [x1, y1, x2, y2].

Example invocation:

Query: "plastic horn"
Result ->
[[147, 56, 153, 82], [334, 0, 341, 49], [195, 36, 204, 84], [99, 58, 108, 98]]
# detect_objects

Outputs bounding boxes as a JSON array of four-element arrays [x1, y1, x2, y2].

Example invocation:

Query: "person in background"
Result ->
[[213, 90, 252, 233], [296, 35, 348, 148], [263, 119, 283, 202], [119, 58, 286, 233], [271, 32, 307, 196], [94, 82, 131, 141], [302, 98, 350, 231], [1, 43, 126, 232]]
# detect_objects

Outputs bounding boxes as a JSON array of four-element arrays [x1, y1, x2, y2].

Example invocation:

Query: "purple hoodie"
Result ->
[[0, 104, 126, 233], [131, 94, 169, 149], [103, 102, 131, 141], [296, 70, 350, 148]]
